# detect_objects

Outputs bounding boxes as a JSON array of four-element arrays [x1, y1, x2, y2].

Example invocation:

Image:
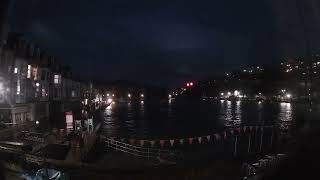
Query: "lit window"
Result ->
[[33, 68, 38, 80], [54, 74, 60, 84], [42, 88, 46, 97], [27, 65, 31, 78], [16, 80, 20, 95], [14, 67, 18, 74], [71, 90, 76, 97]]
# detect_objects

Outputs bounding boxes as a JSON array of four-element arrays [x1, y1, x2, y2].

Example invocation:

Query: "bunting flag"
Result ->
[[235, 127, 241, 134], [198, 137, 202, 144], [150, 140, 155, 147], [243, 126, 247, 132], [188, 138, 193, 145], [129, 139, 135, 145], [160, 140, 165, 148], [249, 126, 253, 131], [214, 134, 221, 140], [170, 139, 175, 146], [179, 139, 185, 145], [230, 130, 234, 135], [206, 135, 211, 142], [140, 140, 145, 147], [223, 132, 227, 140]]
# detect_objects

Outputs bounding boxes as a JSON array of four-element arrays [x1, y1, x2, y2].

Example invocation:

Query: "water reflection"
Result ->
[[277, 103, 293, 131], [220, 100, 242, 127], [101, 100, 300, 138]]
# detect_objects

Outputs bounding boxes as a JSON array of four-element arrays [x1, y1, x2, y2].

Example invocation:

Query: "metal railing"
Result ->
[[104, 138, 183, 161]]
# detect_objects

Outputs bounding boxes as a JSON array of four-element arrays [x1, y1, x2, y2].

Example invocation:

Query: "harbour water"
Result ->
[[101, 99, 309, 139]]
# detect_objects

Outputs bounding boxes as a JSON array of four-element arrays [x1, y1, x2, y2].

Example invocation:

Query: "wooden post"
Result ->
[[233, 136, 238, 157], [247, 133, 251, 153], [259, 130, 264, 152]]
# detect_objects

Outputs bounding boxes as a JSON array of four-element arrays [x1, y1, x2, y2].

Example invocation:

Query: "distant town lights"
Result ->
[[168, 94, 172, 98], [36, 82, 40, 87], [107, 93, 110, 96]]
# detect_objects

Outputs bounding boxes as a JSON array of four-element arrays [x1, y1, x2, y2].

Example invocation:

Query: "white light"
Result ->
[[128, 93, 131, 98], [106, 105, 112, 110], [107, 93, 110, 96], [112, 94, 115, 97], [234, 90, 240, 96], [220, 93, 224, 96], [107, 98, 113, 103], [168, 94, 172, 98], [286, 94, 292, 98], [140, 94, 144, 98], [141, 100, 144, 104], [14, 67, 18, 74], [190, 82, 193, 86], [36, 121, 39, 125], [226, 73, 229, 76], [36, 82, 40, 87], [227, 92, 231, 96]]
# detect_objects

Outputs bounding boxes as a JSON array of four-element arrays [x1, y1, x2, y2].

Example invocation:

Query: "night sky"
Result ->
[[9, 0, 320, 87]]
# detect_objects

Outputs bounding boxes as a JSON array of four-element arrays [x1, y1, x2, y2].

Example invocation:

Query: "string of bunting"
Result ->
[[106, 125, 274, 148]]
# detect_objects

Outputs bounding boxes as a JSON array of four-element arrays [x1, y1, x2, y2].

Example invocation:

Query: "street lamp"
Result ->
[[140, 94, 144, 98], [128, 93, 131, 98]]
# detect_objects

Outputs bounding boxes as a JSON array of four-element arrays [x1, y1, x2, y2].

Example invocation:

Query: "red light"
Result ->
[[187, 83, 190, 87], [190, 82, 194, 86]]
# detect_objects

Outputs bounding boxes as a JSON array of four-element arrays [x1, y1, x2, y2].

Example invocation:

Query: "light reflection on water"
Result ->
[[220, 100, 242, 127], [101, 100, 299, 138]]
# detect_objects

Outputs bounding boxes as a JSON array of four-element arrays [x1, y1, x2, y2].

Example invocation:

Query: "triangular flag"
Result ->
[[140, 140, 144, 146], [150, 140, 155, 147], [188, 138, 193, 145], [223, 132, 227, 139], [179, 139, 184, 145], [198, 137, 202, 144], [206, 135, 211, 142], [243, 126, 247, 132], [129, 139, 135, 145], [235, 127, 241, 133], [170, 139, 175, 146], [214, 134, 221, 140], [160, 140, 165, 148]]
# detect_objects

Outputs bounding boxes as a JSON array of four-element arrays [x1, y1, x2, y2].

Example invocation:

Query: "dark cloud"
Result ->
[[8, 0, 320, 87]]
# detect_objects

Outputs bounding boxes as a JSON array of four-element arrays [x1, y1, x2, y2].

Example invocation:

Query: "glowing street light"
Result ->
[[220, 93, 224, 96], [112, 94, 115, 97], [107, 98, 113, 103], [286, 94, 292, 98], [140, 94, 144, 98], [36, 82, 40, 87], [234, 90, 240, 97], [168, 94, 172, 98], [128, 93, 132, 98], [107, 93, 110, 97], [227, 92, 232, 96]]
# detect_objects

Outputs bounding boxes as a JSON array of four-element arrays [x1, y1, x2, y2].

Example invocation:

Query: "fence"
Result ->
[[104, 137, 183, 161]]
